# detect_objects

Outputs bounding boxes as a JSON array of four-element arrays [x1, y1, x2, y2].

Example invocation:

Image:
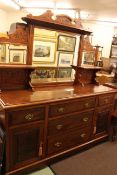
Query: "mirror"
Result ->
[[31, 27, 80, 83], [0, 43, 27, 64]]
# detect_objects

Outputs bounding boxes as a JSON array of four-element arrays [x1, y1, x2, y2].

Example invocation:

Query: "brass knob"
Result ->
[[85, 103, 89, 108], [80, 133, 86, 138], [54, 142, 62, 147], [25, 114, 33, 120], [83, 117, 88, 122], [56, 124, 63, 130], [58, 107, 64, 113]]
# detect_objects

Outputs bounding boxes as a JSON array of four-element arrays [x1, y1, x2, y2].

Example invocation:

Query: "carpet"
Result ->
[[27, 167, 54, 175], [50, 141, 117, 175]]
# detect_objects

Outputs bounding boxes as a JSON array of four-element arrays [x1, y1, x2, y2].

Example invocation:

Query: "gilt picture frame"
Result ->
[[57, 35, 76, 52]]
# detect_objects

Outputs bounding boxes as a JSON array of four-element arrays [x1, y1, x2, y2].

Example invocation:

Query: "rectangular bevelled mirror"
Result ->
[[31, 27, 80, 84]]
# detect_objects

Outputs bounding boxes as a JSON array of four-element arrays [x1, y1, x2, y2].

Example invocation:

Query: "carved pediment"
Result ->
[[83, 36, 95, 51], [22, 10, 91, 35], [0, 23, 28, 44], [26, 10, 83, 28]]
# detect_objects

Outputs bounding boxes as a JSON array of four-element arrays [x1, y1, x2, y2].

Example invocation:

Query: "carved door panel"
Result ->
[[8, 122, 44, 170], [95, 106, 112, 136]]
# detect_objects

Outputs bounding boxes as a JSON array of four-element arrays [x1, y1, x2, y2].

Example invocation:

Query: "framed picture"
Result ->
[[57, 35, 76, 52], [35, 68, 56, 79], [9, 50, 26, 64], [111, 45, 117, 58], [112, 37, 117, 45], [58, 52, 74, 67], [31, 68, 56, 83], [82, 51, 95, 65], [34, 28, 57, 39], [0, 44, 6, 63], [9, 44, 27, 50], [33, 40, 56, 63], [58, 68, 72, 79]]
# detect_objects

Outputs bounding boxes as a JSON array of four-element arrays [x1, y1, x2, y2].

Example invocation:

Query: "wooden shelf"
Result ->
[[71, 65, 102, 70], [0, 64, 38, 69]]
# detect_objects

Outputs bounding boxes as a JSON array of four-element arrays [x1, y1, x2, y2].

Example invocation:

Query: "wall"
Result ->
[[82, 21, 115, 58], [0, 9, 8, 33], [0, 9, 116, 58]]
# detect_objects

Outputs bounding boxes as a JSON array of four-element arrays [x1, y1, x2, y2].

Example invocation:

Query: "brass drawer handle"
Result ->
[[25, 114, 33, 120], [54, 142, 62, 147], [56, 124, 63, 130], [80, 133, 86, 138], [58, 107, 64, 113], [83, 117, 89, 122], [84, 103, 89, 108]]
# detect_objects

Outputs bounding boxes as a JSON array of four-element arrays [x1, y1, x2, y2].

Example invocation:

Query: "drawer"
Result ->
[[48, 111, 94, 136], [47, 127, 91, 155], [98, 94, 114, 106], [49, 97, 95, 117], [8, 106, 45, 125]]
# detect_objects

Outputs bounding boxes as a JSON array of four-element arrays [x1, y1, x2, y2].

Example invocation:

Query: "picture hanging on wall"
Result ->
[[33, 40, 56, 64], [0, 44, 6, 63], [57, 35, 76, 52], [30, 68, 56, 83], [36, 68, 56, 79], [58, 68, 72, 79], [9, 44, 27, 64], [9, 50, 26, 64], [111, 45, 117, 58], [58, 52, 74, 67], [82, 51, 95, 65]]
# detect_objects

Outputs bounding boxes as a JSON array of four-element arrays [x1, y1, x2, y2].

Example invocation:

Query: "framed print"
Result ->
[[58, 52, 74, 67], [36, 68, 56, 79], [0, 44, 6, 63], [82, 51, 95, 65], [9, 44, 27, 50], [111, 45, 117, 58], [33, 40, 56, 63], [9, 50, 26, 64], [112, 37, 117, 45], [58, 68, 72, 79], [31, 68, 56, 83], [34, 28, 57, 39], [57, 35, 76, 52]]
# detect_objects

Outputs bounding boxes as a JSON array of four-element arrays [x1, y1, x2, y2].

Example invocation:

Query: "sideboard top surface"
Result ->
[[0, 84, 116, 109]]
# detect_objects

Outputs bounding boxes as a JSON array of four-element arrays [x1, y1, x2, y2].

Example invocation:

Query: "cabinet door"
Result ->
[[9, 122, 44, 170], [95, 106, 112, 136]]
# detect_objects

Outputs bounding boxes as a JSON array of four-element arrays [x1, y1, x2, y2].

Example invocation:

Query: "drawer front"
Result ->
[[8, 107, 45, 125], [47, 127, 91, 155], [49, 97, 95, 117], [98, 94, 114, 106], [48, 111, 94, 136]]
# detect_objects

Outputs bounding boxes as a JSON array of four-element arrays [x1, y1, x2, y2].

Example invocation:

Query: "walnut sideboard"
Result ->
[[0, 84, 116, 175]]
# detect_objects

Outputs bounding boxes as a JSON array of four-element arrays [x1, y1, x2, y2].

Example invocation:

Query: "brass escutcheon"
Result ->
[[25, 114, 33, 120]]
